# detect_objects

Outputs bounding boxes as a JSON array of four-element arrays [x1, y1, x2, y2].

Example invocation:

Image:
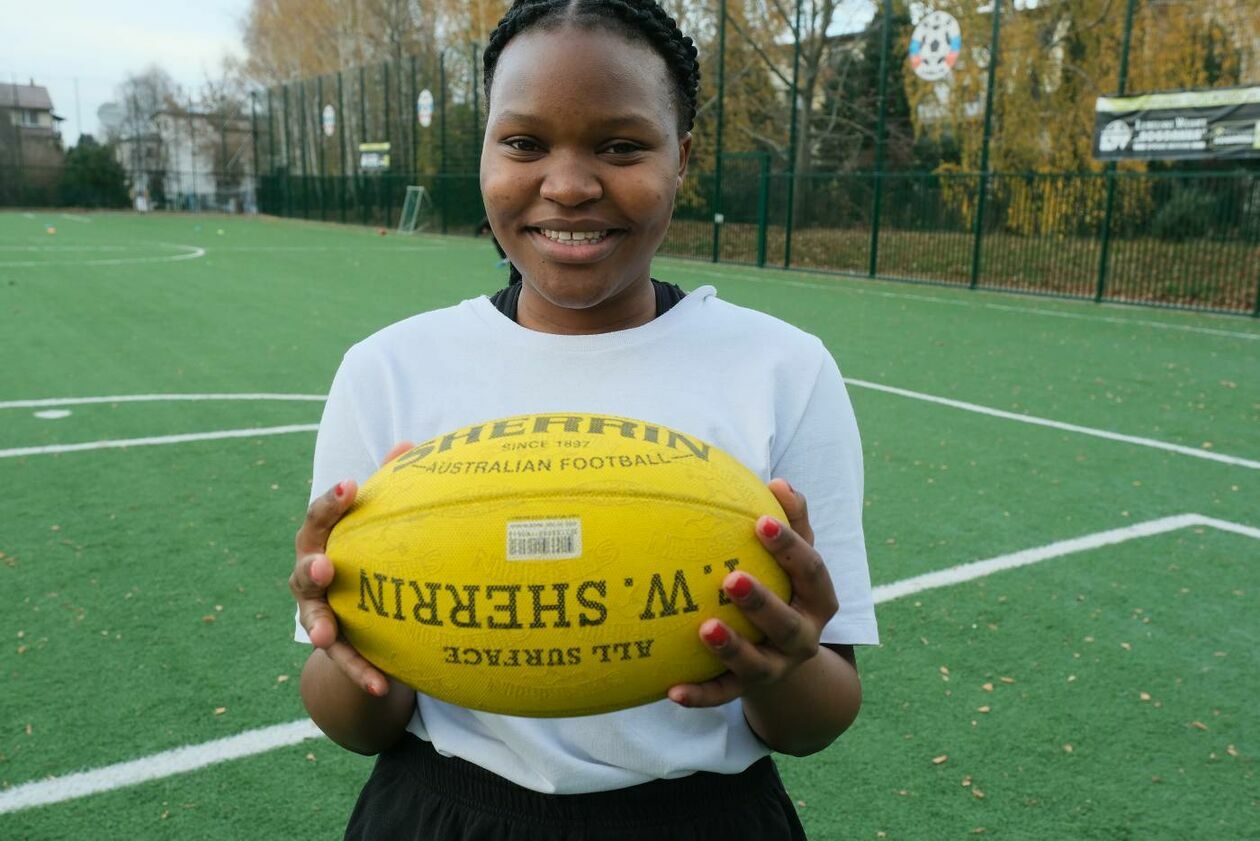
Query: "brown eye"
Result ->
[[603, 142, 644, 156], [505, 138, 543, 153]]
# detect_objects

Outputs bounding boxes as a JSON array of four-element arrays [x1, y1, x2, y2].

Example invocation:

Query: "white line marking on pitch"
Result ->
[[0, 243, 205, 268], [845, 379, 1260, 471], [0, 393, 326, 410], [1, 513, 1254, 816], [0, 424, 319, 459], [59, 213, 92, 223], [670, 263, 1260, 342], [0, 721, 322, 815], [3, 386, 1252, 471]]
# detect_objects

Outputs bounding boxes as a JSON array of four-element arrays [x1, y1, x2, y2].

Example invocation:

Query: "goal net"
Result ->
[[397, 185, 435, 234]]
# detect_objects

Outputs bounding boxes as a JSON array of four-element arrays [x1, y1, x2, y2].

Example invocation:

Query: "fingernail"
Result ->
[[702, 622, 729, 647], [760, 518, 781, 539], [334, 481, 345, 498], [728, 574, 753, 600]]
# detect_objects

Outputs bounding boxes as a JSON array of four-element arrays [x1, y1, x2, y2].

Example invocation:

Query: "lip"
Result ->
[[524, 227, 625, 264]]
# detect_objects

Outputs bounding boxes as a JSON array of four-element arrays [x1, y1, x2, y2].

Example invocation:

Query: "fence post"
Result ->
[[410, 54, 418, 178], [1095, 0, 1137, 303], [969, 0, 1003, 289], [439, 51, 448, 234], [472, 43, 481, 169], [282, 85, 292, 217], [298, 80, 310, 218], [188, 94, 197, 211], [712, 0, 727, 263], [868, 0, 893, 277], [783, 0, 803, 269], [337, 70, 348, 223], [757, 153, 770, 267], [383, 62, 394, 227], [249, 92, 259, 211], [359, 66, 368, 226], [316, 76, 326, 220]]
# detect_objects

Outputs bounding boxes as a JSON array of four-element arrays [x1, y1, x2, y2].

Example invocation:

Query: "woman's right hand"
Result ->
[[290, 442, 413, 698]]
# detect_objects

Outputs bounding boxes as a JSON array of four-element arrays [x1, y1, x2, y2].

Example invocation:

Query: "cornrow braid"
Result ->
[[482, 0, 701, 135]]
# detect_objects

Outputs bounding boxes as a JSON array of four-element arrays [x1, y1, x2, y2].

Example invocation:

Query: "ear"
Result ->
[[676, 131, 692, 186]]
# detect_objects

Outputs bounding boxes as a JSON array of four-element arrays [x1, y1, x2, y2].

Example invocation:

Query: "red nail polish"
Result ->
[[334, 482, 345, 498], [702, 623, 729, 647], [761, 518, 781, 539], [728, 574, 753, 599]]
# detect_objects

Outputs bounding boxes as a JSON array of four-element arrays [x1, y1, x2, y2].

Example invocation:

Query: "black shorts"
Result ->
[[344, 734, 809, 840]]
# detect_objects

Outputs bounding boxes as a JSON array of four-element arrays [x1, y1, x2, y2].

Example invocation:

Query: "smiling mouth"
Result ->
[[532, 227, 614, 245]]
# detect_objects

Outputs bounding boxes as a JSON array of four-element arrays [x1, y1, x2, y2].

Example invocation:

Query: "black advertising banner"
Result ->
[[1093, 86, 1260, 161]]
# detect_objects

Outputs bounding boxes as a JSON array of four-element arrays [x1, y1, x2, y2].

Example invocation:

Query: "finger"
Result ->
[[324, 638, 390, 697], [724, 572, 817, 661], [295, 479, 358, 556], [298, 595, 341, 650], [756, 516, 839, 619], [768, 478, 813, 545], [699, 619, 782, 688], [667, 670, 744, 708], [383, 440, 416, 465]]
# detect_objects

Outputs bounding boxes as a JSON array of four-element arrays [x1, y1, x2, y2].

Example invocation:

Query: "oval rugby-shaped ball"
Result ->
[[326, 412, 790, 717]]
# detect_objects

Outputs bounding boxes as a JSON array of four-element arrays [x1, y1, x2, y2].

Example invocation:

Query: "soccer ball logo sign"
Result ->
[[909, 11, 962, 81]]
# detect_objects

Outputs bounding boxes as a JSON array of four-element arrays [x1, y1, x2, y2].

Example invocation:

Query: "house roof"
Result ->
[[0, 82, 54, 111]]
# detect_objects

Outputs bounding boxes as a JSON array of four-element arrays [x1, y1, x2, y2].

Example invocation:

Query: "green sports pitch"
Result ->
[[1, 211, 1256, 839]]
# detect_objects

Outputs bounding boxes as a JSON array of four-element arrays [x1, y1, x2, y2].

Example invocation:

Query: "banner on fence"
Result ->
[[1093, 85, 1260, 161]]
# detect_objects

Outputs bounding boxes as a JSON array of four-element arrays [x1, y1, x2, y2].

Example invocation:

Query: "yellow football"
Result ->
[[326, 412, 790, 717]]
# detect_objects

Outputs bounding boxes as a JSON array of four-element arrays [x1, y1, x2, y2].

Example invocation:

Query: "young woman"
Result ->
[[290, 2, 877, 837]]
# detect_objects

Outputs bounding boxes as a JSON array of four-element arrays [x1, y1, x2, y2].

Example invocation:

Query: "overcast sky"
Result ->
[[4, 0, 252, 146]]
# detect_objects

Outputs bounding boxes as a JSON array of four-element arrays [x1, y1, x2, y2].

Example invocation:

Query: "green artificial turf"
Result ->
[[1, 211, 1256, 839]]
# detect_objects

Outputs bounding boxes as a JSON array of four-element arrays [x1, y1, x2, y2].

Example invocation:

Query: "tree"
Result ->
[[57, 135, 130, 208]]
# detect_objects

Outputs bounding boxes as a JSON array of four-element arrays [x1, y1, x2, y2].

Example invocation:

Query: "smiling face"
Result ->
[[480, 25, 691, 334]]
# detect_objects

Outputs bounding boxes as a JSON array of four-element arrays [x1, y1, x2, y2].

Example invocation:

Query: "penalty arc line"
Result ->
[[0, 425, 319, 459], [0, 512, 1255, 816]]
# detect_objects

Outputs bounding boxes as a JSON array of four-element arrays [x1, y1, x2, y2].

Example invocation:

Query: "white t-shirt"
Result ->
[[297, 285, 878, 794]]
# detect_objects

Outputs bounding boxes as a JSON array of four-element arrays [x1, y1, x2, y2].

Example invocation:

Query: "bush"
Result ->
[[1149, 187, 1217, 241], [57, 135, 130, 208]]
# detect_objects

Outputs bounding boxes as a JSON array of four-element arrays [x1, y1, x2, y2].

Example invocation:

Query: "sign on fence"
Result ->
[[322, 105, 336, 137], [417, 90, 433, 128], [359, 141, 391, 172], [1093, 85, 1260, 161]]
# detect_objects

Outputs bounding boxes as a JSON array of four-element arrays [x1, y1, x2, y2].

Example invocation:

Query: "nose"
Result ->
[[538, 151, 602, 207]]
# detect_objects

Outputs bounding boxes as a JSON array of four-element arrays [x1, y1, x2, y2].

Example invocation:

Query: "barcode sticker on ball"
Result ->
[[506, 518, 582, 561]]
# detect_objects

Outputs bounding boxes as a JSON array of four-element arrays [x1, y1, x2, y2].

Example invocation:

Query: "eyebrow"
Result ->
[[493, 110, 661, 132]]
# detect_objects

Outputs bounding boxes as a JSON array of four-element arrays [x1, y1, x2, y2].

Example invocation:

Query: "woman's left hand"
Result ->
[[667, 478, 839, 708]]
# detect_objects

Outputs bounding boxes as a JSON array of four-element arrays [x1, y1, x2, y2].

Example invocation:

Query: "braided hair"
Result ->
[[483, 0, 700, 134], [482, 0, 701, 285]]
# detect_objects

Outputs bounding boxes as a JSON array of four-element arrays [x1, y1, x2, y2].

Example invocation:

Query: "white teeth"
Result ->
[[539, 228, 608, 244]]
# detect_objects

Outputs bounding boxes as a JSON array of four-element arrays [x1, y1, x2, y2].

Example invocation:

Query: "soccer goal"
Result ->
[[397, 186, 435, 234]]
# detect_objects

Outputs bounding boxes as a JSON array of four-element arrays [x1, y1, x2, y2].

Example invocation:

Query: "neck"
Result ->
[[515, 278, 657, 335]]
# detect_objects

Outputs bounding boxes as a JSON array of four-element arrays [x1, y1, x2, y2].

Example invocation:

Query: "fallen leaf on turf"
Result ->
[[25, 724, 32, 736], [1139, 692, 1151, 702], [932, 755, 948, 765], [1121, 642, 1132, 651], [897, 789, 909, 797], [201, 615, 216, 624], [1227, 745, 1239, 757], [999, 676, 1015, 684], [796, 800, 806, 808], [981, 682, 993, 692], [213, 707, 226, 716], [1063, 744, 1074, 753], [972, 788, 985, 799], [962, 775, 972, 787], [977, 705, 991, 713], [276, 674, 290, 683], [306, 753, 316, 762], [1189, 721, 1208, 731]]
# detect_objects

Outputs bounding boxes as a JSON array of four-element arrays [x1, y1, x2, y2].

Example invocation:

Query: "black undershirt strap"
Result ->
[[490, 279, 686, 322]]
